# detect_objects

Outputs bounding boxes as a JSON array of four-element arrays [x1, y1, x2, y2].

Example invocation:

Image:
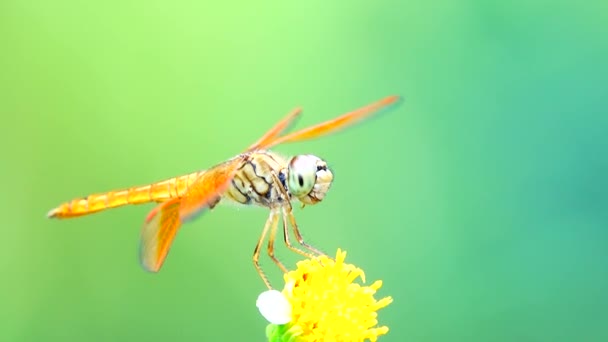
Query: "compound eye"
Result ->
[[287, 155, 318, 197]]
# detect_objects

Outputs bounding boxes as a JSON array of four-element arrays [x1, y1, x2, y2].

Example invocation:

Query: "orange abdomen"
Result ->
[[47, 171, 203, 219]]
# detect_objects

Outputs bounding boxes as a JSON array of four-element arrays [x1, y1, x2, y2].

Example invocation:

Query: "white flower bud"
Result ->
[[256, 290, 292, 325]]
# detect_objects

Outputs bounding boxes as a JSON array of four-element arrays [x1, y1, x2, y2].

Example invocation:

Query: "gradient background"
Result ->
[[1, 1, 607, 341]]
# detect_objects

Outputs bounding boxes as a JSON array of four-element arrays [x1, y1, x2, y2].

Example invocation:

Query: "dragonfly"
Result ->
[[47, 95, 400, 288]]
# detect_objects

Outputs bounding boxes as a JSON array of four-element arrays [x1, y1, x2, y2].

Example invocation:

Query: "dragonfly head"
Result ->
[[287, 154, 334, 205]]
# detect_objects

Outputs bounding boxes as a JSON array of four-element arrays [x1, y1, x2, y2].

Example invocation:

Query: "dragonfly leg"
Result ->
[[269, 171, 318, 259], [253, 211, 274, 289], [281, 209, 316, 259], [284, 206, 327, 257], [267, 210, 288, 273]]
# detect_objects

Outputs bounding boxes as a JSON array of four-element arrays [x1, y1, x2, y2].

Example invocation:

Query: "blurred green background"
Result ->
[[1, 1, 607, 341]]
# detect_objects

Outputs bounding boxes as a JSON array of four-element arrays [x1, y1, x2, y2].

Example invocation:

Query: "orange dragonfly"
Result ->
[[48, 95, 400, 288]]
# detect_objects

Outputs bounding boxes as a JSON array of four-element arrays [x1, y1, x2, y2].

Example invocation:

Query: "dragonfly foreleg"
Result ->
[[283, 207, 327, 257], [268, 172, 317, 259]]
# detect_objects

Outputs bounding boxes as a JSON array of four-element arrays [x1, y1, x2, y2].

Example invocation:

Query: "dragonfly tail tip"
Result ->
[[46, 208, 58, 219]]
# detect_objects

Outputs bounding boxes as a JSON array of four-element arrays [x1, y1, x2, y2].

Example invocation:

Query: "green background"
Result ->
[[1, 1, 607, 341]]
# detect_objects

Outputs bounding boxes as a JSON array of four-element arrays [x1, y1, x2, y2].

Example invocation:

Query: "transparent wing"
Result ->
[[140, 198, 182, 272], [262, 95, 400, 149], [245, 107, 302, 152]]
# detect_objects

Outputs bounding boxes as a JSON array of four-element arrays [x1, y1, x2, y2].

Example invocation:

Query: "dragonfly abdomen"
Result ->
[[47, 171, 202, 219]]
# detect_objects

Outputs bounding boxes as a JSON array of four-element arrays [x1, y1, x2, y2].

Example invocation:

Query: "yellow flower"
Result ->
[[277, 249, 393, 342]]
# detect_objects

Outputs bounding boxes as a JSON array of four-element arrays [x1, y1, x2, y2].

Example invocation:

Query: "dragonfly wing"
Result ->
[[262, 95, 400, 149], [139, 157, 244, 272], [245, 107, 302, 152], [140, 198, 182, 272], [178, 157, 245, 222]]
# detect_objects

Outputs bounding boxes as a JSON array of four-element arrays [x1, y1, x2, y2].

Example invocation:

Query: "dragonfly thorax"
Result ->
[[286, 154, 333, 205]]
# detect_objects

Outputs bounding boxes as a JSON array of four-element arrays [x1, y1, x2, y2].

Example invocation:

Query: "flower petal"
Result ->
[[257, 290, 292, 325]]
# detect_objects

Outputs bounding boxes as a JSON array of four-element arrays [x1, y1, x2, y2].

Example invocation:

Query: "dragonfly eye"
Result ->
[[288, 155, 317, 197], [287, 155, 333, 205]]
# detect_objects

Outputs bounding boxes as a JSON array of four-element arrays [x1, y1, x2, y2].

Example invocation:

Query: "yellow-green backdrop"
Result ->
[[1, 1, 607, 341]]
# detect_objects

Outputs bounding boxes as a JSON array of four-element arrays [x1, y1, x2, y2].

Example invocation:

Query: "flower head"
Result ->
[[260, 249, 392, 342]]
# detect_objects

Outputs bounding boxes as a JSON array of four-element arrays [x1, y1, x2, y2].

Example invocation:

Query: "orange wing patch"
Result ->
[[139, 159, 244, 273], [140, 198, 182, 272], [178, 157, 245, 222], [245, 107, 302, 152], [263, 95, 400, 149]]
